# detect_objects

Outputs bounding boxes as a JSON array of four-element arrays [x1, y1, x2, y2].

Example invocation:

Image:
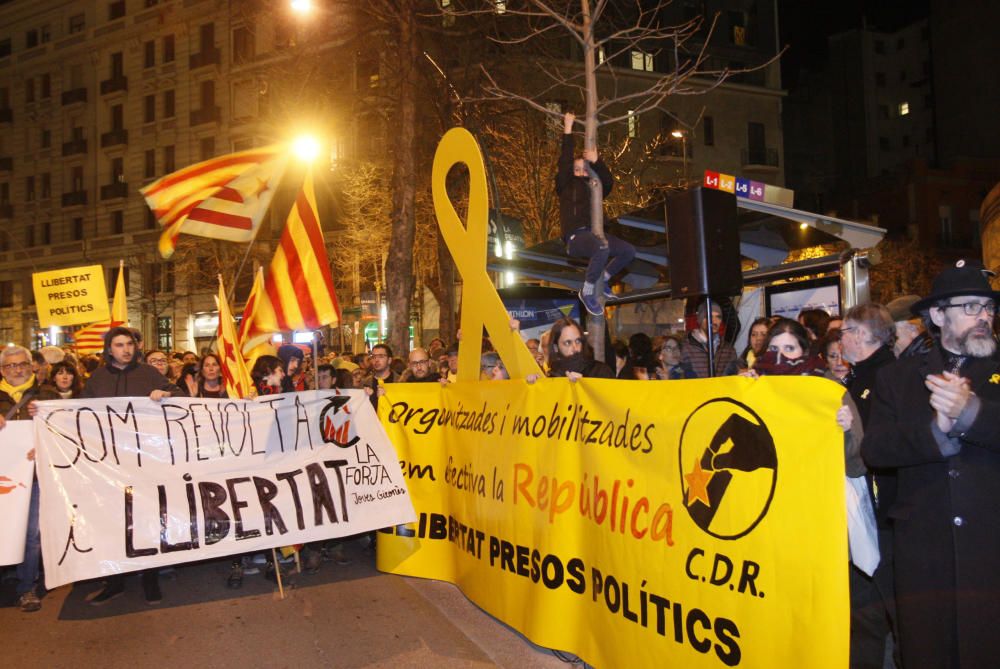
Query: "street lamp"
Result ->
[[291, 134, 321, 162], [290, 0, 312, 14], [671, 129, 688, 184]]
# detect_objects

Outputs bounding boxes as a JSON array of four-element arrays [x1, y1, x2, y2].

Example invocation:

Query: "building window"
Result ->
[[40, 128, 50, 148], [41, 221, 51, 245], [627, 110, 637, 138], [144, 40, 156, 68], [200, 79, 216, 108], [145, 207, 157, 228], [26, 29, 39, 49], [26, 225, 35, 247], [41, 173, 50, 199], [69, 14, 85, 34], [163, 34, 175, 63], [144, 149, 156, 178], [0, 182, 8, 205], [71, 165, 84, 191], [233, 25, 254, 64], [72, 217, 84, 240], [878, 105, 889, 120], [898, 102, 910, 116], [111, 156, 124, 183], [163, 89, 175, 118], [25, 176, 35, 202], [40, 25, 50, 43], [40, 74, 50, 99], [110, 51, 124, 79], [0, 281, 12, 308], [198, 23, 215, 54], [163, 145, 175, 172], [144, 94, 156, 123], [158, 316, 173, 349], [111, 210, 124, 235], [875, 72, 886, 87], [108, 0, 126, 21], [702, 116, 714, 146], [200, 136, 215, 160], [630, 50, 654, 72], [0, 39, 10, 58], [111, 103, 124, 130]]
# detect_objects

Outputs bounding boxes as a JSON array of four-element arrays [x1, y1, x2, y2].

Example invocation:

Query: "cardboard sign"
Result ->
[[32, 265, 109, 327]]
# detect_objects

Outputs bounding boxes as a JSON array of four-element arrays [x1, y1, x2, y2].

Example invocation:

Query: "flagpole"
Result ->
[[228, 240, 258, 306], [313, 331, 319, 390]]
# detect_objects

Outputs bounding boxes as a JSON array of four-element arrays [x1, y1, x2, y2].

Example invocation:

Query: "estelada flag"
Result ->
[[216, 275, 253, 399], [140, 145, 290, 259], [74, 261, 128, 355], [240, 169, 340, 344]]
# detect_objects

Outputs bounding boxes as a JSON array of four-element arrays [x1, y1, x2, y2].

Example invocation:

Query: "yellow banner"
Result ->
[[377, 376, 848, 669], [32, 264, 110, 327]]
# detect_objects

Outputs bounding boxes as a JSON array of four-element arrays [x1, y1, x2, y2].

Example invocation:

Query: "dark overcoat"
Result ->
[[862, 346, 1000, 669]]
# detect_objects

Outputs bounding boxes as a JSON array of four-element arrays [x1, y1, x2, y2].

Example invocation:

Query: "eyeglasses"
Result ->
[[1, 361, 31, 371], [409, 359, 429, 366], [370, 353, 388, 359], [940, 302, 997, 317], [147, 358, 168, 365]]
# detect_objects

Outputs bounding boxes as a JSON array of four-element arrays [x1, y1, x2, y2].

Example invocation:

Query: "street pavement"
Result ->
[[1, 539, 576, 669]]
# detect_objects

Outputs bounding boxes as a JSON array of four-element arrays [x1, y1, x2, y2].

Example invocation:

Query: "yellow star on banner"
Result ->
[[685, 458, 714, 507], [253, 177, 270, 199]]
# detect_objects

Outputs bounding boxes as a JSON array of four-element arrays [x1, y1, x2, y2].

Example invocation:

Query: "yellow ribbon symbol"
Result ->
[[432, 128, 542, 382], [990, 374, 1000, 385]]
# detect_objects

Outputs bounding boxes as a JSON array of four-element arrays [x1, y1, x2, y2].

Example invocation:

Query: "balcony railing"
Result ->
[[189, 47, 221, 69], [0, 156, 11, 171], [190, 106, 221, 126], [0, 108, 11, 122], [62, 138, 88, 156], [100, 129, 129, 147], [100, 182, 128, 200], [100, 76, 128, 95], [61, 87, 88, 105], [741, 148, 779, 168], [62, 190, 88, 207]]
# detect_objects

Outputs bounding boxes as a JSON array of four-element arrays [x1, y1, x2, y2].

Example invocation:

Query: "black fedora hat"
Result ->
[[910, 259, 1000, 315]]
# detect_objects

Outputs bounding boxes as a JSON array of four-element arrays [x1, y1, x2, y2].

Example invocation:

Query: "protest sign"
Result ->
[[377, 376, 849, 669], [0, 421, 35, 565], [34, 390, 415, 588], [32, 265, 110, 328]]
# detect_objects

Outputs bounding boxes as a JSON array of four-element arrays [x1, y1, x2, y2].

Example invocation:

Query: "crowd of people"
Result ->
[[3, 259, 999, 669]]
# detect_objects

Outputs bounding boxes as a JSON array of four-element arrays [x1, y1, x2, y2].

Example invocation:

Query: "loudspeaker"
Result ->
[[666, 187, 743, 298]]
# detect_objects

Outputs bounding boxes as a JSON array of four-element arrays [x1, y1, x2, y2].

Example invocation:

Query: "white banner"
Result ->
[[34, 390, 415, 588], [0, 421, 34, 565]]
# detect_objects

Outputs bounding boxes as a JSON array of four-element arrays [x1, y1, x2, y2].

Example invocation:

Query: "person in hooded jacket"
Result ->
[[83, 326, 178, 607]]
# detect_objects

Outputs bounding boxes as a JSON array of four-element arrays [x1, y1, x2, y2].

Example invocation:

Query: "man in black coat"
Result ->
[[556, 112, 635, 316], [83, 326, 177, 607], [862, 260, 1000, 669]]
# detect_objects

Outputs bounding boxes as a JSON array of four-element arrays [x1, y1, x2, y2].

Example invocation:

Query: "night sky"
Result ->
[[778, 0, 931, 88]]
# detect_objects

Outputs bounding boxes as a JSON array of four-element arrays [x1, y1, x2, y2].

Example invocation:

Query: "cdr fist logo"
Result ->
[[318, 393, 361, 448], [679, 399, 777, 540]]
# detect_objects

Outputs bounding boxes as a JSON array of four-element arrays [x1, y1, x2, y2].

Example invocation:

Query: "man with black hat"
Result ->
[[83, 326, 178, 606], [862, 259, 1000, 669]]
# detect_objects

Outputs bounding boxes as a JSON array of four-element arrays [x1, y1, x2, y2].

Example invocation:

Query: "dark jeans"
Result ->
[[15, 477, 41, 596], [566, 229, 636, 285]]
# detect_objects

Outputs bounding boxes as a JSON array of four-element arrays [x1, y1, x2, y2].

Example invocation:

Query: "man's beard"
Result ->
[[949, 323, 997, 357]]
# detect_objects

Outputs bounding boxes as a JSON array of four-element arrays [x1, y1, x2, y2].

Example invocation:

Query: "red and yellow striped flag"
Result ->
[[74, 262, 128, 355], [240, 169, 340, 344], [140, 144, 290, 259], [237, 267, 277, 363], [217, 275, 254, 399]]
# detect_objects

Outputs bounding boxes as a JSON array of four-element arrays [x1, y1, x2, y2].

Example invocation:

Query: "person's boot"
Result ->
[[89, 576, 125, 606], [142, 570, 162, 605], [227, 561, 244, 589], [17, 589, 41, 613]]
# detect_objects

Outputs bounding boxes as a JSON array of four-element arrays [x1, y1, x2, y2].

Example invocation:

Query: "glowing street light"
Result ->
[[291, 134, 321, 162], [671, 129, 688, 183], [290, 0, 312, 14]]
